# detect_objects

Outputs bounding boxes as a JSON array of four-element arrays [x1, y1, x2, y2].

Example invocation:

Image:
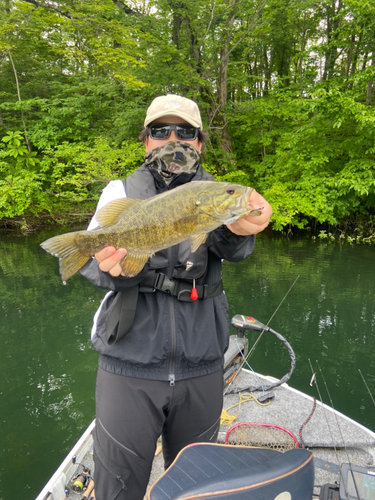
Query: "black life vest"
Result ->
[[105, 165, 223, 345], [124, 164, 215, 282]]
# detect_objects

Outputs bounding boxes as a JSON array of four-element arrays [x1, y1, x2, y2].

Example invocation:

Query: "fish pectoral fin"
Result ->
[[120, 253, 151, 278], [190, 233, 208, 253], [96, 198, 141, 227], [40, 232, 91, 281]]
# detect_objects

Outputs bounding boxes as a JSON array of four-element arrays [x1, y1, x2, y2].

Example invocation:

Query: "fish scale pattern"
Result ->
[[41, 181, 255, 280]]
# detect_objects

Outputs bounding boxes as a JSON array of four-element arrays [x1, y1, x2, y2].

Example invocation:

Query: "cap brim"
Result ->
[[144, 110, 201, 129]]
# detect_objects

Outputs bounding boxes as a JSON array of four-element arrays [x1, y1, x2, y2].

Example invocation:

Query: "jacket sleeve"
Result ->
[[80, 258, 150, 291], [207, 224, 256, 262]]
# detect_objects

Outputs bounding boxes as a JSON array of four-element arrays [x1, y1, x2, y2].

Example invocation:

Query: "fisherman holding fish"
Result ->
[[42, 95, 272, 499]]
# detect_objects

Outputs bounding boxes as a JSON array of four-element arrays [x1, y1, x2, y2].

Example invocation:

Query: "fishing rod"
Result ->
[[308, 359, 350, 500], [358, 369, 375, 408], [310, 359, 362, 500], [224, 275, 300, 396], [308, 359, 339, 455]]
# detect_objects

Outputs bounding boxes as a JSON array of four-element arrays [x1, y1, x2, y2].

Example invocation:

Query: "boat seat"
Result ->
[[148, 443, 314, 500]]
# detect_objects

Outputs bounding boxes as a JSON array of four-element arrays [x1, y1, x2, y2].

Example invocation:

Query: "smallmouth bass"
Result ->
[[41, 181, 261, 281]]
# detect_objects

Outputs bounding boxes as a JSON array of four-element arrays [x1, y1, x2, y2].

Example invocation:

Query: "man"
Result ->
[[81, 94, 272, 500]]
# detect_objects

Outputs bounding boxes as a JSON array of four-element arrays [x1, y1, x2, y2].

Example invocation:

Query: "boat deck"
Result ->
[[221, 369, 375, 497], [38, 368, 375, 500], [147, 369, 375, 498]]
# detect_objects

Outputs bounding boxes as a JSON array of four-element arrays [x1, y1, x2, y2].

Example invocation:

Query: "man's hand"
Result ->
[[227, 190, 272, 236], [94, 246, 127, 277]]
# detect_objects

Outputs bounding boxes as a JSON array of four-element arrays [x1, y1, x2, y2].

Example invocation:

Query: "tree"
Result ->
[[0, 0, 374, 234]]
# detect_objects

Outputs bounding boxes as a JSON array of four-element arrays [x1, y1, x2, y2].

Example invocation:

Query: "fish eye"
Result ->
[[226, 188, 235, 194]]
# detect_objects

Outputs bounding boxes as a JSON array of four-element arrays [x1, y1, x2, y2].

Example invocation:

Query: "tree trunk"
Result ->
[[366, 52, 375, 106], [215, 1, 236, 154], [362, 52, 368, 71], [172, 3, 183, 48], [298, 14, 307, 89], [346, 34, 356, 77], [323, 0, 342, 81], [8, 51, 31, 153], [349, 33, 362, 78], [168, 1, 203, 99], [263, 44, 271, 95], [0, 109, 7, 130], [217, 45, 233, 153]]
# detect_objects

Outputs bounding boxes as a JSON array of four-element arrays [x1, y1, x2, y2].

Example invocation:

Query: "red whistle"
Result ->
[[190, 279, 198, 300], [190, 287, 198, 300]]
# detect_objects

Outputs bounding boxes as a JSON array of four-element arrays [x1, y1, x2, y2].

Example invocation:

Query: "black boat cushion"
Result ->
[[148, 443, 314, 499]]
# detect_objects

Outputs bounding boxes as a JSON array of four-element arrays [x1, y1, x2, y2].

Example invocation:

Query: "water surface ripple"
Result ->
[[0, 232, 374, 499]]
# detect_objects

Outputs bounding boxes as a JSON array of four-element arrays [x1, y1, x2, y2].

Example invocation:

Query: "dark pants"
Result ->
[[93, 368, 223, 500]]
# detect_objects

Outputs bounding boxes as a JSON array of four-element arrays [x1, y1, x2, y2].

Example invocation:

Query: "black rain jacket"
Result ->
[[80, 164, 256, 382]]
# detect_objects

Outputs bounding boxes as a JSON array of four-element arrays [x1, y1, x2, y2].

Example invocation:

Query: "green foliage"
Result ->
[[0, 171, 44, 218], [229, 83, 375, 230], [0, 129, 144, 219], [40, 138, 145, 205], [0, 130, 39, 171], [0, 131, 45, 217], [0, 0, 374, 234]]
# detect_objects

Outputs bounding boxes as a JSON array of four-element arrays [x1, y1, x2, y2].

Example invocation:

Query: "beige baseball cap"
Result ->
[[144, 94, 202, 129]]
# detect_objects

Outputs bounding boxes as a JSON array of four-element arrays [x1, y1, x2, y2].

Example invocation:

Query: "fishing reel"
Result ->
[[70, 455, 92, 492]]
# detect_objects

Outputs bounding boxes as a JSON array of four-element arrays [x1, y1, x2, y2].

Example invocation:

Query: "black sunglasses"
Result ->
[[148, 123, 199, 141]]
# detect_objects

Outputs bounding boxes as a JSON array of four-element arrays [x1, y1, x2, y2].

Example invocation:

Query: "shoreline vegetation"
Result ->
[[1, 210, 373, 246], [1, 0, 374, 241]]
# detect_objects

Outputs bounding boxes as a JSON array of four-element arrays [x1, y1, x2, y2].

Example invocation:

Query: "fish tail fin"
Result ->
[[40, 232, 91, 281]]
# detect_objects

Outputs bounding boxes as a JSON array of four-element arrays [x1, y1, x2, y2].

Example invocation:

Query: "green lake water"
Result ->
[[0, 231, 374, 500]]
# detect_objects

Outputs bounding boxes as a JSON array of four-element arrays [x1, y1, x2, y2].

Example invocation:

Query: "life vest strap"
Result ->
[[139, 270, 223, 302]]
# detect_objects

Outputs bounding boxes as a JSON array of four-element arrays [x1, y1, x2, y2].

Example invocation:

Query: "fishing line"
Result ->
[[358, 369, 375, 407], [234, 339, 265, 391], [246, 275, 300, 361], [308, 359, 352, 500], [308, 358, 349, 499], [224, 275, 300, 396], [316, 360, 362, 500]]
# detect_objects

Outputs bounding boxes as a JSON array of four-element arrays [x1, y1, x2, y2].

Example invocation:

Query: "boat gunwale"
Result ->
[[35, 419, 96, 500]]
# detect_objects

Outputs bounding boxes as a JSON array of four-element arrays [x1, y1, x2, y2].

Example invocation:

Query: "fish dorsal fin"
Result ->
[[96, 198, 140, 227], [190, 233, 208, 253], [120, 253, 151, 278]]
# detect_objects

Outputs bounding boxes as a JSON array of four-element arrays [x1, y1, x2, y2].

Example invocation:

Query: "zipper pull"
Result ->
[[190, 279, 198, 301], [169, 374, 175, 387]]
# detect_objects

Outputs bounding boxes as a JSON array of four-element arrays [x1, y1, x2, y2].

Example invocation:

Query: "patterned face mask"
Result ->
[[145, 141, 200, 180]]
